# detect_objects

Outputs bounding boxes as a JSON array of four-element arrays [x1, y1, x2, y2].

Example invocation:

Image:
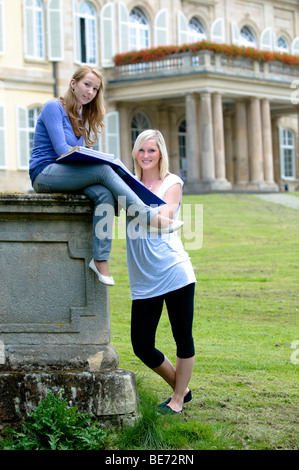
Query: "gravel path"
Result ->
[[255, 193, 299, 211]]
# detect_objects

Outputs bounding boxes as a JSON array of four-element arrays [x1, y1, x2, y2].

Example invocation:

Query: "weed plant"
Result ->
[[2, 390, 108, 450]]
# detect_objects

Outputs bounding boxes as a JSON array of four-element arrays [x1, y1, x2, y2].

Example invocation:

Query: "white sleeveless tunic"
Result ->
[[126, 173, 196, 300]]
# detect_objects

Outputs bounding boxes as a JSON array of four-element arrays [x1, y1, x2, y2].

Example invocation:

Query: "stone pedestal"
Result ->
[[0, 369, 138, 428], [0, 194, 138, 427]]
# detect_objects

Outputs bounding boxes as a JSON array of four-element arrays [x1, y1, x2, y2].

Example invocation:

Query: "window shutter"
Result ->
[[47, 0, 64, 61], [177, 11, 188, 45], [292, 37, 299, 55], [105, 112, 120, 159], [23, 0, 35, 58], [231, 21, 240, 45], [0, 0, 4, 55], [0, 106, 6, 168], [17, 106, 29, 170], [260, 27, 273, 51], [94, 133, 103, 152], [73, 0, 80, 64], [100, 2, 115, 67], [154, 9, 169, 46], [211, 18, 225, 43], [118, 1, 129, 54]]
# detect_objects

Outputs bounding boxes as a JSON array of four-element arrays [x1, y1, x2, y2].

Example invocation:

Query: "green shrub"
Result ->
[[4, 390, 108, 450]]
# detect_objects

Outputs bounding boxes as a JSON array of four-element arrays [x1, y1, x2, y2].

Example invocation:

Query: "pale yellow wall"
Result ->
[[0, 0, 54, 175], [1, 0, 24, 69]]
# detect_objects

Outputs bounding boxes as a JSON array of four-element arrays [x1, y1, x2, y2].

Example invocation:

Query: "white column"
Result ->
[[235, 99, 249, 187], [185, 93, 200, 181], [212, 93, 231, 189], [224, 113, 234, 184], [261, 99, 279, 190], [248, 97, 264, 184], [200, 91, 215, 182], [261, 99, 275, 183]]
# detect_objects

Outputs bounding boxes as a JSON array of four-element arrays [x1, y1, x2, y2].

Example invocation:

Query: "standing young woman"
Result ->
[[29, 66, 182, 286], [126, 130, 196, 414]]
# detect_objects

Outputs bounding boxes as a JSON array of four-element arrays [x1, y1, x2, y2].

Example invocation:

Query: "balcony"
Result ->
[[111, 49, 299, 83], [106, 48, 299, 106]]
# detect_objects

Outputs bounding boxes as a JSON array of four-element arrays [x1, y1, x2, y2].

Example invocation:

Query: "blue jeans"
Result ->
[[33, 162, 156, 260]]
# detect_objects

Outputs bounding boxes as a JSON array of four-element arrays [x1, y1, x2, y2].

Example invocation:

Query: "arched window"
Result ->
[[178, 120, 187, 180], [24, 0, 45, 59], [239, 26, 256, 48], [78, 1, 97, 64], [129, 7, 150, 51], [276, 36, 289, 53], [280, 128, 295, 179], [188, 17, 207, 43], [131, 112, 151, 147]]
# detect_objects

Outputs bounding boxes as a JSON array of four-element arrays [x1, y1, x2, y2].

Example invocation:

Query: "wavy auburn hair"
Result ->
[[60, 66, 105, 147], [132, 129, 170, 181]]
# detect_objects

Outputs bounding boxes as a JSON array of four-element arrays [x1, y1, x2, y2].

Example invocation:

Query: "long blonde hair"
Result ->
[[132, 129, 170, 181], [60, 66, 105, 147]]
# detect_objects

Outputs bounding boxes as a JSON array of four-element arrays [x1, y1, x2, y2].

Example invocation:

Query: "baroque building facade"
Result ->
[[0, 0, 299, 193]]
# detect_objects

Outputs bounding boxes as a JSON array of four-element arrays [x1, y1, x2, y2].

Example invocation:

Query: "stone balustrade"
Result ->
[[113, 50, 299, 82]]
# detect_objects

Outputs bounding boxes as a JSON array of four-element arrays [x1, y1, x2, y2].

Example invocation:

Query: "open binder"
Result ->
[[57, 146, 165, 207]]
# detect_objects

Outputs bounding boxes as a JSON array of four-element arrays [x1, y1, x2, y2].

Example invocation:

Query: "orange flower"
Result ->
[[113, 41, 299, 67]]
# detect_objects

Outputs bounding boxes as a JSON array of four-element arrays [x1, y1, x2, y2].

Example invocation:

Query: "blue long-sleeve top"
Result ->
[[29, 99, 83, 183]]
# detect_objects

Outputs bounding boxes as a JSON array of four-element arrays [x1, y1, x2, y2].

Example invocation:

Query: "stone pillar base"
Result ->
[[0, 369, 139, 429], [2, 343, 119, 372], [184, 178, 231, 193], [210, 179, 232, 191], [245, 181, 279, 192]]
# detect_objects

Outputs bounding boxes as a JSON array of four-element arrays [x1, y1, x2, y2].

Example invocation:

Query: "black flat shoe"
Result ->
[[158, 404, 183, 415], [158, 389, 192, 408]]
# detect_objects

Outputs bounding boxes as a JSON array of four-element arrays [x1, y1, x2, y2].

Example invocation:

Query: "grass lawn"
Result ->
[[108, 193, 298, 450]]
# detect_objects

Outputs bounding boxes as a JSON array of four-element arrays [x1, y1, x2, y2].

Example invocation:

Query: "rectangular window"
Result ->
[[280, 128, 295, 179], [24, 0, 45, 60], [76, 3, 97, 65], [284, 149, 293, 178]]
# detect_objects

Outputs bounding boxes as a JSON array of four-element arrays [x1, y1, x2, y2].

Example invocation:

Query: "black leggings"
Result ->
[[131, 283, 195, 369]]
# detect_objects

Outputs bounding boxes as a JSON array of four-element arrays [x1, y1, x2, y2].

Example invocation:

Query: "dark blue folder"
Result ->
[[57, 146, 165, 207]]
